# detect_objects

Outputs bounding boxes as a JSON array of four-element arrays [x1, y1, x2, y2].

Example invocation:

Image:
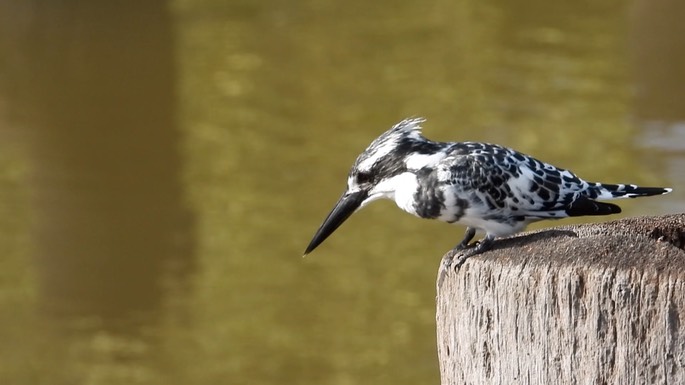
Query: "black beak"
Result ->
[[304, 190, 368, 255]]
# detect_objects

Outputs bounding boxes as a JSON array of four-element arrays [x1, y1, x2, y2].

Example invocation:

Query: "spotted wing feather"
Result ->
[[439, 142, 621, 221]]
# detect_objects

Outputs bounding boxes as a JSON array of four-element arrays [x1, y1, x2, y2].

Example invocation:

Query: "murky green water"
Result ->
[[0, 0, 683, 384]]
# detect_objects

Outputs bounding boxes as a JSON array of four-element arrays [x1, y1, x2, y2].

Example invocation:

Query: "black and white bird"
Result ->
[[304, 118, 672, 269]]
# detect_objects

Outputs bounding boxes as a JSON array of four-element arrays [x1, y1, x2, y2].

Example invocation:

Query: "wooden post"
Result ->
[[436, 214, 685, 385]]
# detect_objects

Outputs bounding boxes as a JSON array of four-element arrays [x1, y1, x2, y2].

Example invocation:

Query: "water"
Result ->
[[0, 0, 682, 384]]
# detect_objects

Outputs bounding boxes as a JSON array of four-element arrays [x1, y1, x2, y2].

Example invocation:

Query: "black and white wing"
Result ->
[[438, 143, 623, 221]]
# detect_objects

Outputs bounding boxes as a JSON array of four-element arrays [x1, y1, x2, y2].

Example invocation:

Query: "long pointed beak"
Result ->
[[304, 190, 368, 255]]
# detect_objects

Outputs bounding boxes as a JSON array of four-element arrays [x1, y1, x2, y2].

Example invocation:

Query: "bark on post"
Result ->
[[436, 214, 685, 385]]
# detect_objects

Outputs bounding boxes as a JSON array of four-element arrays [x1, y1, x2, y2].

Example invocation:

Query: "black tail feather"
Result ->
[[597, 183, 672, 199], [566, 195, 621, 217], [624, 186, 672, 198]]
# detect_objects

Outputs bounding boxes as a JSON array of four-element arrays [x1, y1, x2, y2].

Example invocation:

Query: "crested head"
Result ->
[[352, 118, 428, 171], [353, 117, 426, 172], [347, 118, 424, 186], [345, 117, 446, 194]]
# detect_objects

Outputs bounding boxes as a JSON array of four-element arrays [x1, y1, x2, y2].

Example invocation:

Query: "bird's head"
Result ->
[[304, 117, 436, 255]]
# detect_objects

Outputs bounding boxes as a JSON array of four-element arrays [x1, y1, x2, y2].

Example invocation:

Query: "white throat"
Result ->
[[362, 172, 419, 215]]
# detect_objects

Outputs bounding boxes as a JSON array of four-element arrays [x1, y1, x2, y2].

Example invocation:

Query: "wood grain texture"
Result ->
[[437, 214, 685, 385]]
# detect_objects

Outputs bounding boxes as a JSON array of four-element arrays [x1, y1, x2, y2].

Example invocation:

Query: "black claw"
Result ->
[[449, 234, 496, 270], [451, 254, 467, 271]]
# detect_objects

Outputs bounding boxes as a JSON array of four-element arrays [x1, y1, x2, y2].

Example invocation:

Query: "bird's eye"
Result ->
[[356, 172, 372, 184]]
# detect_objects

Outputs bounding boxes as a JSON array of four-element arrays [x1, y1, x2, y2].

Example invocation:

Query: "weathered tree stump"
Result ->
[[436, 214, 685, 385]]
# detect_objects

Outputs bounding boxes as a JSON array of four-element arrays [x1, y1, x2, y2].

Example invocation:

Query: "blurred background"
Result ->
[[0, 0, 683, 384]]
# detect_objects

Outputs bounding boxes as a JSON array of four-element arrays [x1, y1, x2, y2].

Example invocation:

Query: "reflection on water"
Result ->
[[0, 0, 682, 384], [0, 1, 193, 384]]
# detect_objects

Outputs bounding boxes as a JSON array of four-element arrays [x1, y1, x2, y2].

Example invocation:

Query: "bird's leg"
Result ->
[[455, 227, 477, 250]]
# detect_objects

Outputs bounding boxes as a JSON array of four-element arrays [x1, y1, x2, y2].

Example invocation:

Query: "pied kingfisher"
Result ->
[[304, 118, 672, 269]]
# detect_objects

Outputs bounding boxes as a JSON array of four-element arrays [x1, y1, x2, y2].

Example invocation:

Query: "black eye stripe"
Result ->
[[357, 172, 372, 184]]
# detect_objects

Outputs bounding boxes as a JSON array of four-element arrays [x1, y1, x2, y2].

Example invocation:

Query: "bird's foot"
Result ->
[[437, 247, 475, 288], [437, 236, 496, 289], [448, 246, 481, 270]]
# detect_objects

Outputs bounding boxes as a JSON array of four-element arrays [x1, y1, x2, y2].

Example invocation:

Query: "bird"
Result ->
[[303, 117, 672, 271]]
